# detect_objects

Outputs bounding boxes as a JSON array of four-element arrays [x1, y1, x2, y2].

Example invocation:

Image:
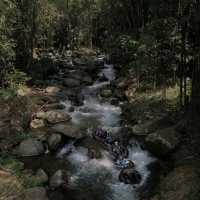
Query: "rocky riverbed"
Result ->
[[0, 49, 199, 200]]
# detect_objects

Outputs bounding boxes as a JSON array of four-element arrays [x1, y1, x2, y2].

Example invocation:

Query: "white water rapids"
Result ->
[[58, 57, 155, 200]]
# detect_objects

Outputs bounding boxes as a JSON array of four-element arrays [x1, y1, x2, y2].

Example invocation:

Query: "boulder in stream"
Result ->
[[119, 168, 142, 185], [46, 110, 71, 124], [51, 122, 83, 139], [48, 133, 62, 150], [17, 138, 45, 157]]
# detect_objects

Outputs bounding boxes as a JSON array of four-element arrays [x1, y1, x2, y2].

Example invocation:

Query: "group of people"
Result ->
[[93, 128, 142, 185], [93, 128, 134, 169]]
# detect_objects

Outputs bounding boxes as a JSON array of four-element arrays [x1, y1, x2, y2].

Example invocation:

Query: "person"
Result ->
[[116, 159, 135, 169], [111, 141, 122, 161], [111, 141, 129, 160]]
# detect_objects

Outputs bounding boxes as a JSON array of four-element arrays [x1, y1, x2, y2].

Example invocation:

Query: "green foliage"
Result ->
[[0, 88, 17, 100], [0, 154, 24, 176], [6, 69, 30, 89], [0, 154, 44, 188]]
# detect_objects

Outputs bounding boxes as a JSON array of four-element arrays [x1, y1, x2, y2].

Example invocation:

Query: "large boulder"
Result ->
[[145, 127, 180, 157], [51, 123, 83, 139], [63, 78, 81, 87], [36, 110, 71, 124], [119, 168, 142, 185], [23, 187, 48, 200], [17, 138, 45, 157], [47, 133, 62, 150], [131, 117, 172, 136], [46, 110, 71, 124], [49, 170, 68, 189]]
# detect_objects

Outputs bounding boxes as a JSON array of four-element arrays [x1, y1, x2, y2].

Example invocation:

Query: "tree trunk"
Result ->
[[191, 56, 200, 114]]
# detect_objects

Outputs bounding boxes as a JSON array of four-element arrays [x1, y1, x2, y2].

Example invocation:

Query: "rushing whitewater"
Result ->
[[58, 57, 155, 200]]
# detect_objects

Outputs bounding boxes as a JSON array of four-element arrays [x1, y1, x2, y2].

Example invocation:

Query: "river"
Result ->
[[56, 57, 156, 200]]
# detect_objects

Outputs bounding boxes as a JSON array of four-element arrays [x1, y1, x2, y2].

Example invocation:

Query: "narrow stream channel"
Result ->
[[57, 58, 156, 200]]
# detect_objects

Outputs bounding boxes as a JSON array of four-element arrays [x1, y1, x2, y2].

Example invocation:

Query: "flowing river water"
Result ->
[[56, 58, 156, 200]]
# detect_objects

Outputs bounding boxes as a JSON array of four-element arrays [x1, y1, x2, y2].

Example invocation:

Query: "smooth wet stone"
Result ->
[[48, 133, 62, 150], [23, 187, 48, 200], [119, 168, 142, 185], [51, 123, 83, 139], [49, 170, 68, 189], [17, 138, 45, 157]]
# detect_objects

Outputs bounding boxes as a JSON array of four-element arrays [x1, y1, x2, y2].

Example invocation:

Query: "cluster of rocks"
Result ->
[[16, 107, 84, 158]]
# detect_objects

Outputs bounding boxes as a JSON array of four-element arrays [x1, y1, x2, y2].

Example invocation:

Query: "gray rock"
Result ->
[[119, 168, 142, 185], [36, 169, 48, 183], [17, 138, 45, 157], [145, 127, 180, 157], [48, 134, 62, 150], [46, 110, 71, 124], [49, 170, 68, 189], [51, 123, 83, 139], [23, 187, 48, 200], [63, 78, 81, 87], [131, 117, 169, 136]]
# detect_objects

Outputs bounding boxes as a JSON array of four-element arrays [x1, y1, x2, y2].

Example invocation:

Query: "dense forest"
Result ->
[[0, 0, 200, 200]]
